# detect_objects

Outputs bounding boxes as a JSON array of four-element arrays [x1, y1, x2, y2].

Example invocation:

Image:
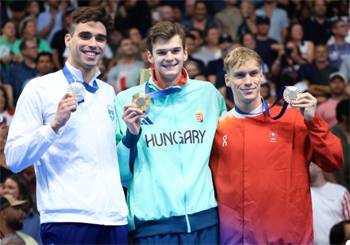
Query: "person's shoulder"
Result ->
[[274, 6, 288, 15], [16, 231, 38, 245], [326, 182, 349, 196]]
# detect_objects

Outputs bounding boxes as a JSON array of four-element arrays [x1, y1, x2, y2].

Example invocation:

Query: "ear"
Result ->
[[183, 47, 188, 62], [65, 33, 71, 48], [224, 73, 230, 87], [259, 69, 265, 85], [1, 210, 6, 220], [147, 51, 154, 64]]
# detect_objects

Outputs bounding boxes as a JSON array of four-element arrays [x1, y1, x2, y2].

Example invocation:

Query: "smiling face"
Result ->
[[148, 34, 188, 85], [225, 59, 264, 107], [65, 21, 107, 71]]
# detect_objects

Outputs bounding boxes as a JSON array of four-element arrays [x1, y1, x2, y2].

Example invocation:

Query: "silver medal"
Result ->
[[67, 82, 86, 102], [283, 86, 301, 104]]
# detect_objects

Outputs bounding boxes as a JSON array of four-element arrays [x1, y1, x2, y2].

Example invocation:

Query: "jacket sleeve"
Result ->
[[304, 113, 344, 172], [114, 94, 140, 181], [4, 81, 59, 173]]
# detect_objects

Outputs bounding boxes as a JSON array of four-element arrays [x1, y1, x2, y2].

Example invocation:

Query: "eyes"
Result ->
[[234, 70, 260, 79], [156, 49, 181, 56], [78, 32, 107, 43]]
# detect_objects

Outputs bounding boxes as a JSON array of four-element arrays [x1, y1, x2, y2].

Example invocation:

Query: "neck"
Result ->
[[235, 97, 262, 114], [293, 39, 302, 45], [155, 69, 182, 89], [311, 175, 327, 187], [67, 57, 97, 82], [0, 223, 15, 237], [256, 34, 268, 41], [194, 18, 206, 24], [144, 63, 152, 69], [331, 93, 346, 101], [264, 2, 276, 9], [205, 44, 218, 51], [120, 56, 136, 65], [225, 4, 237, 11], [24, 58, 36, 69], [2, 34, 13, 43], [315, 60, 327, 69], [334, 36, 346, 45], [315, 15, 325, 23]]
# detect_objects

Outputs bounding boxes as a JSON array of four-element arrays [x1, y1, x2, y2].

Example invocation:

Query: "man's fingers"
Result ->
[[62, 92, 76, 100]]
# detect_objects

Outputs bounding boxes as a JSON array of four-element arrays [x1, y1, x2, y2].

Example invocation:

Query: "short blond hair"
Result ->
[[224, 47, 262, 74]]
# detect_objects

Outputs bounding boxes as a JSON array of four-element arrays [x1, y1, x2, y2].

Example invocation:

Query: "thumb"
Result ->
[[62, 92, 75, 100]]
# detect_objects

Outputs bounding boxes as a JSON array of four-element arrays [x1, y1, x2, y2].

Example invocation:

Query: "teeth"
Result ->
[[86, 52, 95, 56]]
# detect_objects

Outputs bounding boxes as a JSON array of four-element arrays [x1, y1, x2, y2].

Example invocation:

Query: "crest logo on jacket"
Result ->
[[270, 131, 277, 142], [195, 110, 204, 123], [107, 105, 115, 121]]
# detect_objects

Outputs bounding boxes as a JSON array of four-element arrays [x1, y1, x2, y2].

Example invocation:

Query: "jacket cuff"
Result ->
[[122, 128, 141, 149]]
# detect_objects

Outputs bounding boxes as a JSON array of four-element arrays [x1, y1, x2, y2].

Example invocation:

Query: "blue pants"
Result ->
[[41, 222, 128, 244], [133, 225, 218, 244]]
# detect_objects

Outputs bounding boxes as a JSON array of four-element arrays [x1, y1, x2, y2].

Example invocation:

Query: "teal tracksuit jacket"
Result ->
[[115, 68, 226, 238]]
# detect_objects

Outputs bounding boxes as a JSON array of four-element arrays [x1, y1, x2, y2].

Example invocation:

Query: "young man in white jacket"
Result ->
[[5, 6, 128, 244]]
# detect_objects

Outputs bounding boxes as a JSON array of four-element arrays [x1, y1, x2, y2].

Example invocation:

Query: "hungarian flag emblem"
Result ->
[[195, 110, 204, 123]]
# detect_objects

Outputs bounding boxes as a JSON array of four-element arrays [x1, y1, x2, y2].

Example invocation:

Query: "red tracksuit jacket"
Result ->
[[210, 107, 344, 245]]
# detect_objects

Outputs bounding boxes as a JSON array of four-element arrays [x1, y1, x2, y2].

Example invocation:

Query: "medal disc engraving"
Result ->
[[283, 86, 301, 104], [132, 93, 151, 111], [67, 82, 86, 102]]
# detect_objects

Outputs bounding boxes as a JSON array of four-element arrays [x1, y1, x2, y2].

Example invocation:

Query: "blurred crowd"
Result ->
[[0, 0, 349, 244]]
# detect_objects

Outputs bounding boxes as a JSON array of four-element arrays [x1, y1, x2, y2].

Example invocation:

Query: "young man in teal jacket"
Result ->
[[115, 21, 226, 244]]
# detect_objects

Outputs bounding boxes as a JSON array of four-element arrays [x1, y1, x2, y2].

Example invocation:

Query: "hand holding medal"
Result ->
[[288, 90, 317, 121]]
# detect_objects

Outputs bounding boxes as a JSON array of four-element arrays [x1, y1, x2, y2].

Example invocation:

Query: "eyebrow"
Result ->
[[155, 47, 182, 52], [233, 69, 260, 74], [78, 31, 107, 39]]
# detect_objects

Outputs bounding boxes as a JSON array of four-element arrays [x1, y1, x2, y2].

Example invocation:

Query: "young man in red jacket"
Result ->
[[210, 47, 344, 244]]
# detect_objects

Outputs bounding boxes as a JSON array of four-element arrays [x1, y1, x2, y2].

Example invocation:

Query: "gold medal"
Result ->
[[283, 86, 301, 104], [132, 93, 151, 111]]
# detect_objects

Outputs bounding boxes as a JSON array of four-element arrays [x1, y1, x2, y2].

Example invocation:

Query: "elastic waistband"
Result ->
[[131, 207, 219, 238]]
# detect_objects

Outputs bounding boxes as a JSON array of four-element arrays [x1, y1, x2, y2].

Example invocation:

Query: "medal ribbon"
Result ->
[[143, 79, 181, 114], [235, 86, 291, 120], [63, 65, 99, 104]]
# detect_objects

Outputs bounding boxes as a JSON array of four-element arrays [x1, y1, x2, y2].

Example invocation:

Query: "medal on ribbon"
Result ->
[[67, 82, 87, 103], [132, 93, 151, 111], [283, 86, 301, 104]]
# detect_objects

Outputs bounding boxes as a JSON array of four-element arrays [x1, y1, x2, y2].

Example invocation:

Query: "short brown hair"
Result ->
[[147, 21, 186, 54], [69, 6, 113, 36], [224, 47, 262, 74]]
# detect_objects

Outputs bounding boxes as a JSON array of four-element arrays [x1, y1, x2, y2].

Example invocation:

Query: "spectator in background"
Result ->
[[37, 0, 63, 45], [188, 28, 204, 55], [339, 58, 349, 84], [107, 38, 144, 94], [331, 99, 350, 190], [184, 34, 206, 76], [97, 59, 108, 82], [36, 52, 54, 77], [0, 86, 13, 126], [288, 22, 314, 63], [330, 220, 350, 245], [3, 175, 41, 244], [299, 44, 338, 100], [183, 0, 196, 20], [192, 27, 221, 67], [128, 27, 143, 45], [0, 21, 21, 76], [254, 16, 278, 69], [0, 124, 12, 181], [317, 73, 347, 127], [207, 33, 233, 85], [184, 61, 206, 80], [0, 195, 38, 245], [302, 0, 331, 46], [4, 38, 39, 105], [310, 162, 350, 245], [215, 0, 242, 41], [26, 1, 41, 19], [182, 1, 218, 33], [260, 80, 275, 104], [159, 5, 174, 22], [236, 0, 257, 38], [327, 19, 350, 70], [271, 40, 306, 92], [1, 233, 25, 245], [6, 1, 27, 29], [13, 17, 52, 57], [255, 0, 288, 43], [51, 7, 74, 70]]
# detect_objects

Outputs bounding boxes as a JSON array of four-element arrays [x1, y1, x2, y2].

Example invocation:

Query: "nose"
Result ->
[[88, 37, 97, 49], [243, 73, 252, 85], [165, 51, 174, 62]]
